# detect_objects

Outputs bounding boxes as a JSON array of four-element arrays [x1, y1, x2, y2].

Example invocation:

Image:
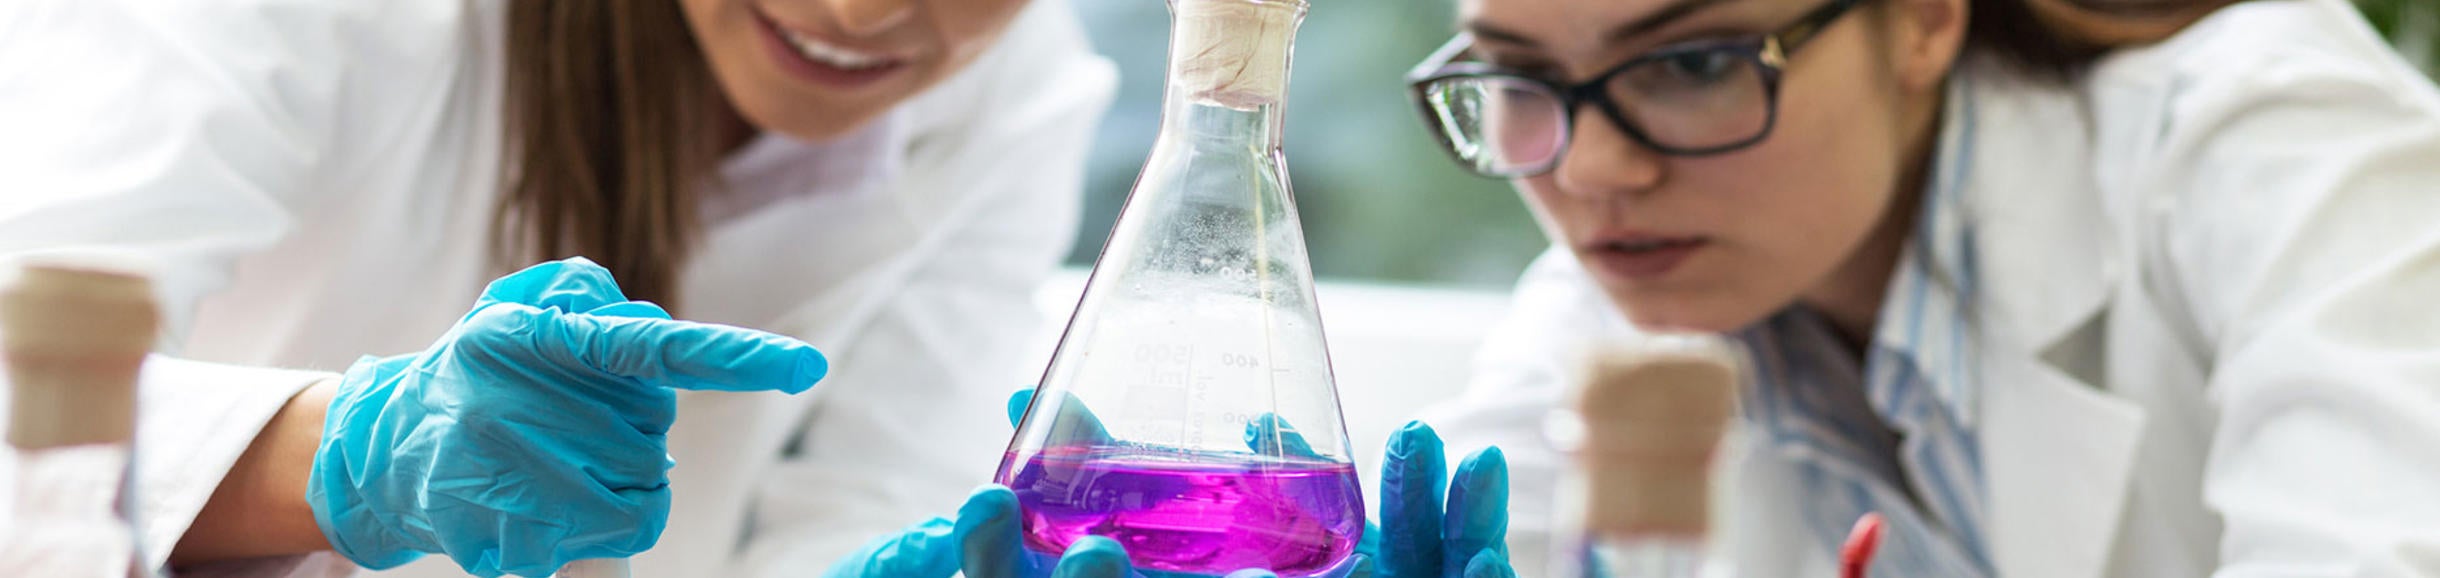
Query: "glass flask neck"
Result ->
[[1159, 0, 1305, 151]]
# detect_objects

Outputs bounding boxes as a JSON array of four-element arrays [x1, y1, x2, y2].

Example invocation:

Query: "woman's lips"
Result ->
[[753, 10, 911, 90], [1582, 235, 1709, 281]]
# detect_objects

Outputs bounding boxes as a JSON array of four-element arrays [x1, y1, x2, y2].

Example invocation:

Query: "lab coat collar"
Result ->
[[1948, 56, 2149, 578]]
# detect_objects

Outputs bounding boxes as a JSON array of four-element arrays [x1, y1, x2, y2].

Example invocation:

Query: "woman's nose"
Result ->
[[815, 0, 915, 37], [1552, 107, 1664, 201]]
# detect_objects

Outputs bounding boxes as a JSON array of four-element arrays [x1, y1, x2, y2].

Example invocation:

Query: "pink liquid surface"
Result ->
[[1000, 448, 1365, 576]]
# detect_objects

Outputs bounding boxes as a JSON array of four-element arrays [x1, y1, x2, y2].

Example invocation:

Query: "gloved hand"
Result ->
[[823, 485, 1149, 578], [1369, 421, 1512, 578], [822, 390, 1514, 578], [307, 258, 829, 577]]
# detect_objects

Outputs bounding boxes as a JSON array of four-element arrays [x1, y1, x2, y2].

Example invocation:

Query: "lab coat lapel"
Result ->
[[1953, 61, 2149, 578], [1980, 343, 2146, 578]]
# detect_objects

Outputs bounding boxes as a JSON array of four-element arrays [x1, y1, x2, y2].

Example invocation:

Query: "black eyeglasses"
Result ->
[[1406, 0, 1864, 178]]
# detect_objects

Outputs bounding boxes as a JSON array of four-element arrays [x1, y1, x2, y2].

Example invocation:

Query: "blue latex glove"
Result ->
[[1369, 421, 1512, 578], [824, 390, 1514, 578], [307, 258, 828, 577], [824, 486, 1154, 578]]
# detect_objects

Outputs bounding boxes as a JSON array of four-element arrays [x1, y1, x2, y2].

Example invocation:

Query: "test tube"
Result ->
[[1550, 335, 1741, 578], [0, 260, 161, 577]]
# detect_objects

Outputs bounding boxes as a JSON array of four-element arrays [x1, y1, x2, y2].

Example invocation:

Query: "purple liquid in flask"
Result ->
[[1001, 448, 1365, 576]]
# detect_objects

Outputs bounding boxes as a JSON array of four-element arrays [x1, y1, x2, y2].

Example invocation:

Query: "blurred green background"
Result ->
[[2363, 0, 2438, 71], [1063, 0, 1547, 289], [1061, 0, 2440, 288]]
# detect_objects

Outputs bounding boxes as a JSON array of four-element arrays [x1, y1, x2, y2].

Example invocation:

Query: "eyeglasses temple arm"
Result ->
[[1772, 0, 1863, 56], [1407, 33, 1478, 82]]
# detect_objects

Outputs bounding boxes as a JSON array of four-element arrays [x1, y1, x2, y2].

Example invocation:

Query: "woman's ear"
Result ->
[[1880, 0, 1971, 92]]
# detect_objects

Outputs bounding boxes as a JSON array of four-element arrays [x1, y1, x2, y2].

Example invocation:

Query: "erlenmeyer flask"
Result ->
[[995, 0, 1360, 575]]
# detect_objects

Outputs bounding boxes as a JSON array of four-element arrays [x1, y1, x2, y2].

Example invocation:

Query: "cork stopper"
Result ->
[[3, 262, 159, 449], [1168, 0, 1306, 110], [1574, 335, 1740, 537]]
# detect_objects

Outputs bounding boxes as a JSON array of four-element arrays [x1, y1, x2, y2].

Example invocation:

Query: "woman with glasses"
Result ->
[[1405, 0, 2440, 574]]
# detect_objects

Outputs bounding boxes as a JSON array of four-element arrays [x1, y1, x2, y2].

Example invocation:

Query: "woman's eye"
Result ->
[[1658, 51, 1740, 83]]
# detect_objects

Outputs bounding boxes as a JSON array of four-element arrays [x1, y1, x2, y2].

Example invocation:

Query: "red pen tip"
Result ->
[[1841, 512, 1887, 578]]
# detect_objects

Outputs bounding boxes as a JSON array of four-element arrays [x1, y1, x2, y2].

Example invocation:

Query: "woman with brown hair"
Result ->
[[825, 0, 2437, 576], [1396, 0, 2440, 574], [0, 0, 1112, 575]]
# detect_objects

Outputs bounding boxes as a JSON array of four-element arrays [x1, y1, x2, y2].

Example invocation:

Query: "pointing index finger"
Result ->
[[552, 312, 828, 393]]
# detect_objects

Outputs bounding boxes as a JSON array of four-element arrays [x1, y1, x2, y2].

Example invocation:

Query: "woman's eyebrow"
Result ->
[[1606, 0, 1742, 43], [1464, 0, 1743, 51], [1465, 22, 1545, 48]]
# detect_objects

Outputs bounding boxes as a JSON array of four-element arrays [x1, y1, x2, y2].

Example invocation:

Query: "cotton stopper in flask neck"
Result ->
[[1574, 336, 1740, 537], [1167, 0, 1306, 110], [1, 263, 159, 450]]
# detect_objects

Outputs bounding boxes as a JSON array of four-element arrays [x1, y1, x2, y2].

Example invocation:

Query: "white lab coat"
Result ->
[[0, 0, 1114, 575], [1421, 0, 2440, 576]]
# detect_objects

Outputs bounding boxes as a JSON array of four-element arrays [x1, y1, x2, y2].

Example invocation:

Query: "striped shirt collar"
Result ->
[[1729, 71, 1993, 573], [1874, 72, 1984, 428], [1733, 58, 1985, 457]]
